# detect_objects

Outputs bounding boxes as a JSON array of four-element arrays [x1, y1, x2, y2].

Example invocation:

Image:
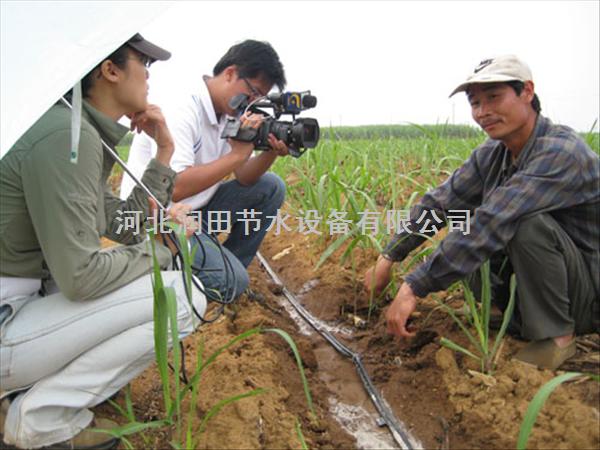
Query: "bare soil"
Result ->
[[96, 228, 600, 449]]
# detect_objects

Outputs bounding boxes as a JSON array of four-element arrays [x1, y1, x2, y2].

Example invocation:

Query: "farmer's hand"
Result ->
[[148, 198, 198, 255], [228, 112, 265, 162], [386, 282, 418, 338], [129, 105, 174, 167], [363, 255, 394, 295], [267, 134, 289, 157]]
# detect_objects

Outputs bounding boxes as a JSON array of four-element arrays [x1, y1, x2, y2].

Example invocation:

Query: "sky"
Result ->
[[136, 1, 599, 132]]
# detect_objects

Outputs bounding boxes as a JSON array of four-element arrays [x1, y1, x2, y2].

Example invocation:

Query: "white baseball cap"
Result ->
[[449, 55, 533, 97]]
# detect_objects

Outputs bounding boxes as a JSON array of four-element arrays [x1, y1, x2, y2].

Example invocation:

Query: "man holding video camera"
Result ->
[[365, 55, 599, 370], [121, 39, 288, 302]]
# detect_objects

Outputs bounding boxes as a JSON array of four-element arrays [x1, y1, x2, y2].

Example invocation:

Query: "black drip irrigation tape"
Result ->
[[256, 252, 417, 450]]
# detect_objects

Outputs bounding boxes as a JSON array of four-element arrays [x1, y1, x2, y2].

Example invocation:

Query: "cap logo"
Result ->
[[474, 58, 493, 73]]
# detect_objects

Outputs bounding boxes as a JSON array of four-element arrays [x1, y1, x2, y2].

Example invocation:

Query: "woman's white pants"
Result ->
[[0, 271, 205, 449]]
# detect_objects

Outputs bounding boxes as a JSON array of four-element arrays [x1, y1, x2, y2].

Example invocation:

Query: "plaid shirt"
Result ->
[[383, 115, 599, 298]]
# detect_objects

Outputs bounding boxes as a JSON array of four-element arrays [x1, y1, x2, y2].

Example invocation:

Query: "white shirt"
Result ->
[[120, 78, 232, 209]]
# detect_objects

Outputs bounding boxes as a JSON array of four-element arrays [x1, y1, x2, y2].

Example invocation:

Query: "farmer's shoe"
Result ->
[[46, 418, 120, 450], [514, 338, 577, 370], [0, 412, 119, 450]]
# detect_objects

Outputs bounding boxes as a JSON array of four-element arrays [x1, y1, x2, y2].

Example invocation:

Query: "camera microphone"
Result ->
[[266, 92, 284, 104]]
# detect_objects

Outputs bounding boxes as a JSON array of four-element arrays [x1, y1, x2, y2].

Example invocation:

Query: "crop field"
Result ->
[[102, 125, 599, 449]]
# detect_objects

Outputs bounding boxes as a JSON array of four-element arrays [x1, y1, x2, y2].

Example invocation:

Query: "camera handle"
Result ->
[[287, 147, 306, 158], [221, 118, 259, 142]]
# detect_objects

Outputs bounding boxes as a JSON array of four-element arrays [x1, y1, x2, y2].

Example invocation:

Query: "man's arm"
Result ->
[[365, 148, 485, 294], [404, 144, 588, 298], [172, 139, 254, 201], [172, 111, 272, 201], [385, 143, 590, 338], [233, 134, 289, 186], [382, 148, 485, 262]]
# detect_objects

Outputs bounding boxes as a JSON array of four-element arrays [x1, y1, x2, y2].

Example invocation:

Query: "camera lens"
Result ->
[[248, 116, 320, 152], [292, 118, 320, 148]]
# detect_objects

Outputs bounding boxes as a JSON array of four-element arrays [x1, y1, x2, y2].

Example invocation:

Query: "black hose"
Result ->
[[164, 229, 239, 324], [256, 251, 417, 450], [160, 226, 240, 385]]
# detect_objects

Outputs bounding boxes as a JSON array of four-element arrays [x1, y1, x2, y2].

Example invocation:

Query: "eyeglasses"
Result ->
[[129, 53, 154, 68], [242, 77, 264, 99]]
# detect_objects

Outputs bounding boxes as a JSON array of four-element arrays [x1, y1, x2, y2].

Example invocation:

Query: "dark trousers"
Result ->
[[468, 213, 598, 341]]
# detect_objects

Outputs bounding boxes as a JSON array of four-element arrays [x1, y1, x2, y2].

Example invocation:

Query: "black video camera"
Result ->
[[221, 91, 320, 158]]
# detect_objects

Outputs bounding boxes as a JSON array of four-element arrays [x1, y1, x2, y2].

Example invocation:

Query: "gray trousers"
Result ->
[[469, 213, 599, 341]]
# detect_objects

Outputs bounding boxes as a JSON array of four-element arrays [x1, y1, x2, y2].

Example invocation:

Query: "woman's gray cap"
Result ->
[[126, 33, 171, 62], [449, 55, 533, 97]]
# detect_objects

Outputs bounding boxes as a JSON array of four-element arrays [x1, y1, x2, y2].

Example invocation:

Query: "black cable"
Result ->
[[155, 223, 242, 384], [179, 341, 189, 385], [167, 342, 189, 385], [175, 230, 239, 304], [256, 252, 417, 450]]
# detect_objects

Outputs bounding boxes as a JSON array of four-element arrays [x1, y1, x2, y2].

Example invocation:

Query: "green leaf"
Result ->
[[440, 337, 480, 361], [92, 419, 169, 438], [264, 328, 315, 417], [340, 236, 361, 266], [153, 287, 171, 412], [164, 286, 181, 430], [295, 418, 309, 450], [480, 261, 491, 347], [198, 389, 266, 434], [178, 328, 264, 405], [403, 244, 436, 271], [517, 372, 583, 449], [461, 278, 485, 352], [439, 303, 483, 355], [490, 274, 517, 360], [106, 398, 128, 423], [186, 337, 204, 449], [315, 233, 351, 269], [124, 384, 135, 422]]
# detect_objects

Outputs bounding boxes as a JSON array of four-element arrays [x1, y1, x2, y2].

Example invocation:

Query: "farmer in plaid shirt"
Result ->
[[365, 55, 599, 370]]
